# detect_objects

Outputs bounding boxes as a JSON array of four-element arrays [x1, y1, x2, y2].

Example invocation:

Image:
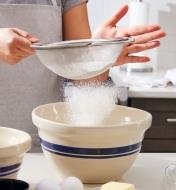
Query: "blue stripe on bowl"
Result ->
[[0, 168, 20, 177], [0, 163, 21, 177], [42, 147, 140, 159], [40, 138, 141, 159]]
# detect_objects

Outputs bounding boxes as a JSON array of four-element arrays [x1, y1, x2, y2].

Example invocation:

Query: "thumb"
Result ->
[[27, 36, 39, 43], [12, 28, 30, 38], [12, 28, 39, 43], [104, 4, 128, 27]]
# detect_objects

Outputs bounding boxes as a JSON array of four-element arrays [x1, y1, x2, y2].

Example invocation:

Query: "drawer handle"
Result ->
[[166, 118, 176, 123]]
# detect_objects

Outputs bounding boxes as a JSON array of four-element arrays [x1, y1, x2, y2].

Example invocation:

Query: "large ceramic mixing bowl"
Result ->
[[0, 127, 31, 179], [32, 38, 133, 80], [32, 102, 152, 183]]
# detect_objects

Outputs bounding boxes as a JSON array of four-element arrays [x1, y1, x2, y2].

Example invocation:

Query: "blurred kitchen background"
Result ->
[[87, 0, 176, 153]]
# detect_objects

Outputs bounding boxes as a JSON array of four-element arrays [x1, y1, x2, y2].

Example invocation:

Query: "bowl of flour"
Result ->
[[32, 82, 151, 183]]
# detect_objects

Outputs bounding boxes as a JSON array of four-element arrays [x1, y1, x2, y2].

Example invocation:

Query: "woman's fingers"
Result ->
[[127, 41, 160, 54], [28, 36, 39, 43], [116, 41, 160, 65], [134, 30, 166, 44], [16, 36, 35, 54], [104, 5, 129, 27], [16, 47, 33, 57], [124, 56, 150, 64], [17, 43, 35, 55], [117, 55, 150, 65], [116, 41, 159, 65], [115, 25, 166, 44], [6, 34, 35, 64], [0, 28, 37, 64], [115, 24, 160, 38]]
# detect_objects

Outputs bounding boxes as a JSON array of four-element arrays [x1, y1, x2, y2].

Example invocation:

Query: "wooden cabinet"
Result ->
[[129, 98, 176, 152]]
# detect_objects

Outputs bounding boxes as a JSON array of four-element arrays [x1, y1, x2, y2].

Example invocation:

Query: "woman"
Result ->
[[0, 0, 165, 151]]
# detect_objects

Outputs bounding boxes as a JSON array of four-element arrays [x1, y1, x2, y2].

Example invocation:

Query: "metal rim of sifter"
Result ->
[[32, 37, 134, 50]]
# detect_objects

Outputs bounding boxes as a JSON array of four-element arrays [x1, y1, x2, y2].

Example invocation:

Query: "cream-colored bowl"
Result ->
[[32, 102, 152, 183], [0, 127, 32, 179]]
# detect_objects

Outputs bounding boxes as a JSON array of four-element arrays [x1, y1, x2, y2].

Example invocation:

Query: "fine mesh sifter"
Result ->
[[32, 38, 134, 80]]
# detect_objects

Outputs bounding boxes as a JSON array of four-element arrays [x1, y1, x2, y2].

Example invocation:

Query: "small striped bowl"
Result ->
[[32, 102, 152, 183], [0, 163, 21, 178], [0, 127, 31, 179]]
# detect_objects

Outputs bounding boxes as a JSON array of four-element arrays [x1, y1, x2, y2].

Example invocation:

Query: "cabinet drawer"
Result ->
[[129, 98, 176, 139], [145, 126, 176, 139], [151, 111, 176, 127], [141, 139, 176, 152], [129, 98, 176, 112], [145, 111, 176, 139]]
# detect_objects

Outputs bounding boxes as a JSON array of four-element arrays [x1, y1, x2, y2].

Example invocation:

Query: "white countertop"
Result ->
[[18, 153, 176, 190], [110, 68, 176, 99]]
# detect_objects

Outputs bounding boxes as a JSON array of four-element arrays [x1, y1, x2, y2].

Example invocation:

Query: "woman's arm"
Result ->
[[63, 3, 91, 40], [63, 3, 109, 82]]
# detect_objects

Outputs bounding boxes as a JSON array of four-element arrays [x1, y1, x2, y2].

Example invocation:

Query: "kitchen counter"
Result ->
[[109, 68, 176, 98], [18, 153, 176, 190]]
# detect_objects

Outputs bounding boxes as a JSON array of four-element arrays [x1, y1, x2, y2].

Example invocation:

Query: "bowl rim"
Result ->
[[32, 102, 152, 131], [0, 127, 32, 157]]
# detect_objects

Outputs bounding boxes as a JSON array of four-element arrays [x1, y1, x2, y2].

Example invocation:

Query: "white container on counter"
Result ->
[[121, 0, 153, 72]]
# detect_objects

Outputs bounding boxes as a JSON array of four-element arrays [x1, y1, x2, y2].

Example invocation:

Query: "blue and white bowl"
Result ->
[[0, 127, 31, 179], [32, 102, 152, 183]]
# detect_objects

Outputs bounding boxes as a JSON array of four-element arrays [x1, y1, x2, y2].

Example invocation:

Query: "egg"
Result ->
[[60, 177, 84, 190], [36, 179, 61, 190]]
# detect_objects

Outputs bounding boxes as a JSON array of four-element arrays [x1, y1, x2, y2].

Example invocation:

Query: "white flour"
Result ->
[[64, 83, 118, 126], [54, 61, 113, 80]]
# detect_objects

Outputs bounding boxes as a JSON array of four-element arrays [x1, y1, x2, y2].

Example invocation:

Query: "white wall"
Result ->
[[87, 0, 176, 70]]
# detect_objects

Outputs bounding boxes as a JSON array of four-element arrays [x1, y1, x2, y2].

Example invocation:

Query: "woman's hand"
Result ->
[[92, 5, 166, 66], [0, 28, 38, 65]]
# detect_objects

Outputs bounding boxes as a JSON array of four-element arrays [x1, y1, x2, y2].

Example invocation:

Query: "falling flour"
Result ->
[[64, 82, 118, 126]]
